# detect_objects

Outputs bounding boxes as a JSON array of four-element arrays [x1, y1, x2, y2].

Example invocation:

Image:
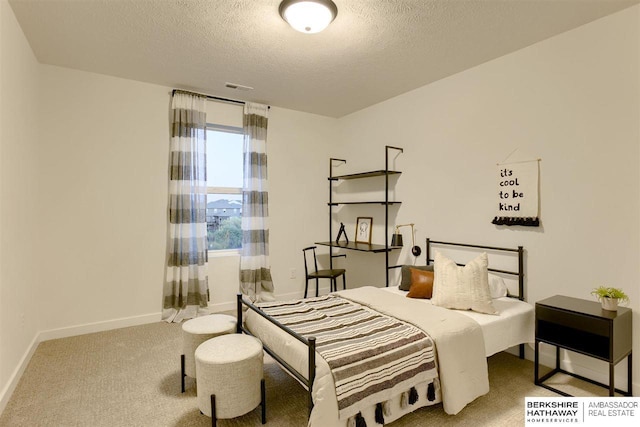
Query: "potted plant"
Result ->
[[590, 286, 629, 311]]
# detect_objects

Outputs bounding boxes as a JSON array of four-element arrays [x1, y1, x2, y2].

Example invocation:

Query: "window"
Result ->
[[206, 125, 243, 251]]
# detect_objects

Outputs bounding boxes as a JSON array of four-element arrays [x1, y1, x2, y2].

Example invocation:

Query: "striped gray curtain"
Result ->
[[239, 103, 275, 302], [163, 91, 209, 322]]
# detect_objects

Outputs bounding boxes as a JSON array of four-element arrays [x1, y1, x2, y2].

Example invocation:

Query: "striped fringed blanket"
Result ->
[[257, 294, 437, 420]]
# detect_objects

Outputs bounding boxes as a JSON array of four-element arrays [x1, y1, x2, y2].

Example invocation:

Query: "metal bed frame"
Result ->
[[237, 238, 527, 416], [237, 295, 317, 416], [425, 238, 524, 300]]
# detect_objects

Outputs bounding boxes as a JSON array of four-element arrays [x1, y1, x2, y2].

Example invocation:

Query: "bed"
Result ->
[[237, 238, 534, 427]]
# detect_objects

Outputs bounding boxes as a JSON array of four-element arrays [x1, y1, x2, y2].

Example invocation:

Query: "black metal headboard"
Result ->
[[425, 238, 525, 301]]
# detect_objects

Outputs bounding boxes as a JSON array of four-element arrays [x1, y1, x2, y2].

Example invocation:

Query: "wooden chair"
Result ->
[[302, 246, 346, 298]]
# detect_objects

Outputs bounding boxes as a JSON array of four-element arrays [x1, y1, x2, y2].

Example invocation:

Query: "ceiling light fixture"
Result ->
[[279, 0, 338, 34]]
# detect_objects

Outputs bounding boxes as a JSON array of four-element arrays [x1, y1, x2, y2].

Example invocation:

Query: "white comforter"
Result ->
[[246, 286, 489, 426], [335, 287, 489, 414], [383, 286, 535, 357]]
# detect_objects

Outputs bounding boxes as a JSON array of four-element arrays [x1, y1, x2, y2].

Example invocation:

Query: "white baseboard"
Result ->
[[277, 288, 330, 300], [38, 312, 162, 342], [207, 300, 237, 313], [0, 312, 162, 415], [0, 333, 39, 415]]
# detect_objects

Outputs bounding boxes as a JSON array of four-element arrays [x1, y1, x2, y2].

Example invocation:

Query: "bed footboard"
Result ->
[[237, 293, 317, 416]]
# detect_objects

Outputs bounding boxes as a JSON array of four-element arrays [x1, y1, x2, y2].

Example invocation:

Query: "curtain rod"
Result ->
[[171, 89, 270, 109]]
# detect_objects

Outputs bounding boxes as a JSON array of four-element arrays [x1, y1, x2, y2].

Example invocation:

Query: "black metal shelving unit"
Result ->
[[316, 146, 403, 287]]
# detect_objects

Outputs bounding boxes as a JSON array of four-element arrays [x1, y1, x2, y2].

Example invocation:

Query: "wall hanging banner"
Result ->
[[492, 159, 540, 226]]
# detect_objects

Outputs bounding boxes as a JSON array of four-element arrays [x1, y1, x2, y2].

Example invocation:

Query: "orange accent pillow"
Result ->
[[407, 268, 434, 299]]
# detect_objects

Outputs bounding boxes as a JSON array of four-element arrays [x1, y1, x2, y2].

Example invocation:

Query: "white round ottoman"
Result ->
[[195, 334, 265, 427], [181, 314, 236, 392]]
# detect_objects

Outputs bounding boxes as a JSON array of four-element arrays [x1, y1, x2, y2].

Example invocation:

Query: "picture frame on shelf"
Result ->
[[355, 217, 373, 244]]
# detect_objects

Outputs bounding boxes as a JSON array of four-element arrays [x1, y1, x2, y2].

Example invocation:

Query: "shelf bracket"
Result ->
[[329, 158, 346, 179]]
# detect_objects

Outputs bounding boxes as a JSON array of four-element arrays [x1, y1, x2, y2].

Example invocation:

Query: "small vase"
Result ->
[[601, 297, 618, 311]]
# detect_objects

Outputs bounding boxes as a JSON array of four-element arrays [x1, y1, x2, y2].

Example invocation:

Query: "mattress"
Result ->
[[382, 285, 534, 357]]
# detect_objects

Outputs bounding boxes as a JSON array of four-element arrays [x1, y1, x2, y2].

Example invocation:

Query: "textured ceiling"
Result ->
[[9, 0, 639, 117]]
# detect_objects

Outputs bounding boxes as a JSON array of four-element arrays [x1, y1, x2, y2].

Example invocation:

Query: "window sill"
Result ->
[[208, 249, 241, 258]]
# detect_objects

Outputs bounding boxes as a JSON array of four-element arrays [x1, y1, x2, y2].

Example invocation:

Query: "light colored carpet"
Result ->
[[0, 322, 604, 427]]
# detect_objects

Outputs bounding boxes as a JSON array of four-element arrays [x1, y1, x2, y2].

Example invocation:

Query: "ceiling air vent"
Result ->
[[225, 82, 253, 91]]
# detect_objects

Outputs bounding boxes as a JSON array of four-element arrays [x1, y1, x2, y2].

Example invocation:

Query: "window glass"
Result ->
[[206, 128, 243, 188], [206, 127, 243, 251]]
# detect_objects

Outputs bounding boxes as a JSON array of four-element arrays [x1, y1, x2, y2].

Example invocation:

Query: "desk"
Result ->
[[535, 295, 632, 396]]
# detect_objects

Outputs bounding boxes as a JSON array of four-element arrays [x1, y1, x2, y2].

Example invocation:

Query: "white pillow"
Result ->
[[432, 251, 498, 314], [488, 273, 508, 299]]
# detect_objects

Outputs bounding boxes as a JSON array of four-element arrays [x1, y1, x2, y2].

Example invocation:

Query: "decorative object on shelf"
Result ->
[[391, 223, 421, 256], [279, 0, 338, 34], [590, 286, 629, 311], [335, 222, 348, 244], [355, 217, 373, 244], [492, 158, 541, 227]]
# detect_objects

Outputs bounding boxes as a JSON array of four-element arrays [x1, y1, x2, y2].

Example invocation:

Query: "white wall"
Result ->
[[0, 0, 41, 411], [337, 5, 640, 394], [268, 107, 341, 296], [37, 66, 170, 333]]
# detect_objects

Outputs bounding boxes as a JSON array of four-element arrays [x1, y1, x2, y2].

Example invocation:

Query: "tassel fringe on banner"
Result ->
[[492, 216, 539, 226]]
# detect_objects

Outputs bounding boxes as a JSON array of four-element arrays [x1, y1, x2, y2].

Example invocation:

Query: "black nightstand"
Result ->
[[535, 295, 632, 396]]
